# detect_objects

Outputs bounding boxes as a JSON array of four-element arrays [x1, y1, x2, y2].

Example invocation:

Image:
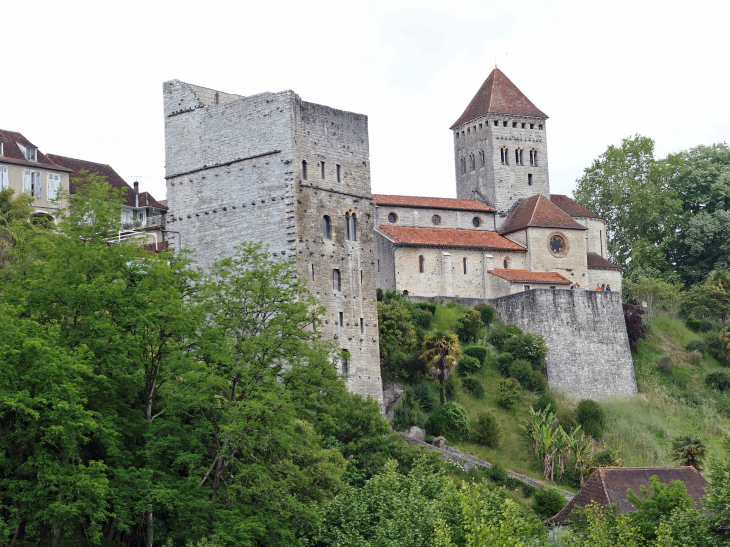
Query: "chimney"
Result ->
[[134, 181, 139, 208], [133, 181, 139, 193]]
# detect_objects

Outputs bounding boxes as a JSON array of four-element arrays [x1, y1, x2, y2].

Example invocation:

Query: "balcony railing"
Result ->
[[121, 214, 165, 230]]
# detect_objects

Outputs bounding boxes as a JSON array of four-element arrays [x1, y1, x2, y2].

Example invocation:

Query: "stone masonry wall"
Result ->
[[373, 204, 495, 231], [454, 115, 549, 228], [492, 289, 638, 398]]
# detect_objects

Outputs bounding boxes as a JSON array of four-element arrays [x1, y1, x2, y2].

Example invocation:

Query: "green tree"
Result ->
[[421, 332, 462, 406], [378, 299, 418, 375], [454, 309, 482, 344], [680, 283, 730, 320], [558, 503, 645, 547], [626, 475, 694, 541], [623, 277, 683, 325], [669, 435, 707, 470], [0, 187, 35, 269]]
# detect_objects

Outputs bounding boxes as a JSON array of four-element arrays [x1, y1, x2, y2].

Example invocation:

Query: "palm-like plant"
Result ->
[[670, 435, 707, 470], [420, 331, 462, 406]]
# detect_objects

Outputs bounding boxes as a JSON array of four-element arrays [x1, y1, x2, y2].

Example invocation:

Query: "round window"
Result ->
[[548, 233, 569, 257], [472, 216, 482, 228], [388, 212, 398, 224], [431, 214, 442, 226]]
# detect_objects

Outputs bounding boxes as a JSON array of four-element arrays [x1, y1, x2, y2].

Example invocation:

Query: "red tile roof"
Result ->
[[500, 194, 588, 235], [488, 269, 571, 284], [0, 129, 71, 172], [377, 226, 525, 251], [47, 154, 167, 210], [587, 252, 622, 271], [373, 194, 494, 213], [548, 467, 709, 524], [451, 68, 547, 129], [550, 194, 601, 219]]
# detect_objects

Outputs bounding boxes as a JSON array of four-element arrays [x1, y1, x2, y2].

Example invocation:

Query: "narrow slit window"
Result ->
[[528, 173, 533, 185], [345, 212, 351, 240], [515, 149, 519, 164], [338, 312, 344, 326], [341, 351, 349, 375], [321, 161, 325, 179], [333, 269, 341, 291], [377, 259, 380, 272], [302, 160, 308, 180], [504, 259, 508, 269], [360, 270, 363, 285], [470, 154, 475, 171], [479, 150, 485, 167], [322, 215, 332, 239], [500, 148, 505, 165], [360, 318, 364, 334], [311, 264, 316, 280], [419, 255, 424, 273], [494, 120, 498, 126], [351, 213, 357, 241], [336, 164, 341, 182], [520, 149, 524, 165], [533, 151, 538, 166], [463, 257, 467, 274]]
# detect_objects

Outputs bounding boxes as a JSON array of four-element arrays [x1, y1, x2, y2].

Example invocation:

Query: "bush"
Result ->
[[444, 375, 458, 401], [686, 338, 708, 354], [454, 309, 483, 344], [488, 325, 522, 352], [474, 304, 497, 327], [531, 487, 566, 519], [575, 399, 604, 438], [415, 302, 436, 315], [702, 319, 719, 332], [503, 332, 549, 370], [686, 314, 703, 333], [534, 393, 557, 414], [495, 352, 514, 376], [471, 411, 500, 447], [376, 288, 384, 301], [509, 359, 534, 390], [521, 483, 536, 498], [706, 371, 730, 391], [657, 355, 674, 373], [427, 402, 470, 442], [393, 391, 421, 431], [485, 464, 508, 485], [592, 448, 621, 467], [532, 371, 547, 394], [688, 350, 703, 366], [410, 382, 437, 413], [463, 345, 488, 365], [705, 331, 729, 366], [461, 376, 485, 399], [497, 378, 520, 410], [624, 304, 647, 352], [457, 355, 481, 377], [409, 307, 433, 329]]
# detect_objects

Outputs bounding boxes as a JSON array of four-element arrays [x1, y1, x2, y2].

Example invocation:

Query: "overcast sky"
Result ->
[[3, 0, 729, 202]]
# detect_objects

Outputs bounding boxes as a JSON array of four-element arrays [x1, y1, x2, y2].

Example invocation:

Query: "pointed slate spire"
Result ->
[[451, 68, 547, 129]]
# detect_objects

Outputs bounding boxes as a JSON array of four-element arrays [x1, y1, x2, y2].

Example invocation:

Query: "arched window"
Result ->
[[461, 157, 466, 174], [503, 258, 509, 269], [345, 212, 351, 240], [419, 255, 424, 273], [302, 160, 308, 180], [333, 269, 341, 291], [322, 215, 331, 239], [351, 213, 357, 242], [469, 154, 475, 171], [463, 257, 467, 274], [479, 150, 485, 167]]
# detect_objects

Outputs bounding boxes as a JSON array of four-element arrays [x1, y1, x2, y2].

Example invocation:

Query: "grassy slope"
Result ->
[[419, 305, 729, 487]]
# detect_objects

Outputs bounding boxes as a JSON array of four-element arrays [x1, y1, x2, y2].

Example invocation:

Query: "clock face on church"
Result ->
[[548, 233, 569, 257]]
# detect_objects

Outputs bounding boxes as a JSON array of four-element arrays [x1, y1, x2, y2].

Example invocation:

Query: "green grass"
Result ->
[[406, 307, 730, 488]]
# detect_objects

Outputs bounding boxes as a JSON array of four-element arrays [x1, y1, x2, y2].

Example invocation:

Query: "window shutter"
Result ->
[[35, 171, 42, 198], [23, 170, 32, 194], [0, 166, 7, 190]]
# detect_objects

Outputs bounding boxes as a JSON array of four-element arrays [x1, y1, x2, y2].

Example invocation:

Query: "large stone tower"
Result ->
[[162, 80, 383, 407], [452, 68, 550, 228]]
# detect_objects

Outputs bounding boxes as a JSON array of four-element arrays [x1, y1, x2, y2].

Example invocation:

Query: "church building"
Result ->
[[373, 68, 622, 298]]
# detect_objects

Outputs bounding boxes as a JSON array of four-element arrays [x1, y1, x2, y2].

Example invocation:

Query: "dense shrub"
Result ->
[[454, 309, 483, 344], [657, 355, 674, 373], [503, 333, 549, 370], [457, 355, 481, 376], [471, 411, 500, 447], [686, 338, 708, 354], [410, 381, 438, 413], [463, 345, 488, 365], [706, 371, 730, 391], [521, 483, 536, 498], [415, 302, 437, 315], [705, 331, 729, 366], [686, 314, 703, 333], [531, 487, 567, 519], [488, 325, 522, 352], [474, 304, 497, 327], [376, 288, 384, 301], [497, 378, 520, 410], [495, 352, 514, 376], [485, 464, 508, 485], [409, 307, 433, 329], [509, 359, 534, 390], [702, 318, 719, 332], [427, 402, 470, 441], [534, 393, 557, 414], [592, 449, 621, 468], [444, 375, 458, 401], [532, 371, 547, 394], [461, 376, 485, 399], [393, 391, 421, 431], [688, 350, 703, 366], [575, 399, 604, 438], [623, 304, 647, 352]]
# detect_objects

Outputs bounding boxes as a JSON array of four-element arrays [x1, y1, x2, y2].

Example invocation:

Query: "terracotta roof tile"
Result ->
[[488, 269, 571, 284], [500, 194, 588, 235], [373, 194, 494, 213], [549, 467, 709, 524], [376, 226, 525, 251], [550, 194, 601, 219], [0, 128, 71, 172], [587, 252, 623, 271], [451, 68, 547, 129], [47, 154, 167, 210]]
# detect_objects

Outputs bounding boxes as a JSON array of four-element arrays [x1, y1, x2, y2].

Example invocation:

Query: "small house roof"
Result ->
[[500, 194, 588, 235], [487, 268, 571, 285], [587, 252, 623, 271]]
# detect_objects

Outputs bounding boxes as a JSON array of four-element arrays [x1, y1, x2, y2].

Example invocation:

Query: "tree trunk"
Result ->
[[439, 356, 445, 406], [145, 506, 153, 547]]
